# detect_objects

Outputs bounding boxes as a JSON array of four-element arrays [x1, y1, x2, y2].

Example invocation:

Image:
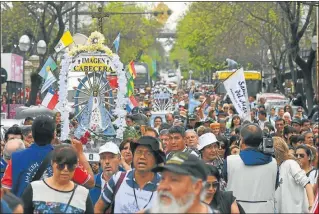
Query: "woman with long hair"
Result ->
[[230, 115, 241, 131], [22, 144, 94, 213], [273, 137, 314, 213], [203, 165, 242, 213], [295, 144, 318, 185], [119, 139, 133, 171], [284, 104, 294, 119]]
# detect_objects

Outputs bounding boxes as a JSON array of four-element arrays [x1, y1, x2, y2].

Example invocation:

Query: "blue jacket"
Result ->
[[89, 172, 103, 205], [1, 158, 7, 180], [11, 143, 53, 197]]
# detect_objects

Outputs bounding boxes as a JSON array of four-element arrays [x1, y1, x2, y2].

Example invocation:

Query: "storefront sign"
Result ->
[[0, 53, 23, 83]]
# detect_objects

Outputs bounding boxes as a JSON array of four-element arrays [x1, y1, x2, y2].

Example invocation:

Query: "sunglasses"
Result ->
[[56, 163, 77, 171], [146, 115, 152, 118], [294, 154, 305, 159], [219, 144, 225, 150], [206, 182, 219, 189]]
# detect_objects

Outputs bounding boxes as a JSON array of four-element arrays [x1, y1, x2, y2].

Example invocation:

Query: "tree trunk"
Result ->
[[303, 71, 313, 114], [287, 52, 296, 90], [27, 70, 42, 106], [273, 67, 285, 94]]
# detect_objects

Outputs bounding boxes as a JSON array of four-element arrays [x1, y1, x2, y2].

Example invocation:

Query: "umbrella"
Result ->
[[14, 105, 57, 119]]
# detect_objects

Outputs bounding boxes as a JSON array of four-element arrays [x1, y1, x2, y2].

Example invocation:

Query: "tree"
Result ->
[[2, 2, 79, 106], [170, 2, 271, 79], [1, 2, 38, 54], [278, 2, 317, 111], [22, 2, 79, 106], [80, 2, 164, 64]]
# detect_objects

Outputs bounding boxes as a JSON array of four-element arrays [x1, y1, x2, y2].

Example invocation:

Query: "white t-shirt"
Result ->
[[275, 159, 310, 213], [307, 168, 318, 185]]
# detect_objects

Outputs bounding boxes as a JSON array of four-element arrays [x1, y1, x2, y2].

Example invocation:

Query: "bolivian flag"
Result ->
[[54, 31, 74, 52], [126, 72, 134, 97], [128, 60, 137, 79]]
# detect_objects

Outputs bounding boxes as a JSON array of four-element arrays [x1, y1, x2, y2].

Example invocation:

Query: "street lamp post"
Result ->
[[18, 35, 31, 104], [311, 35, 318, 101]]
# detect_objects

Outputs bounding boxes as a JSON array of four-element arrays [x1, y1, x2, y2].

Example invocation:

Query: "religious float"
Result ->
[[58, 32, 127, 161]]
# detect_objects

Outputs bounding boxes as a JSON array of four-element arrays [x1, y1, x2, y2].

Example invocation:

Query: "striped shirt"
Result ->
[[102, 169, 161, 213]]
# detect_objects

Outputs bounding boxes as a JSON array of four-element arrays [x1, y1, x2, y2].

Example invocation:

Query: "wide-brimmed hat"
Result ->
[[130, 136, 166, 164], [198, 133, 218, 151]]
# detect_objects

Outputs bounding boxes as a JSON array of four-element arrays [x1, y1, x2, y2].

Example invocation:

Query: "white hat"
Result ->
[[198, 133, 218, 151], [99, 142, 120, 155]]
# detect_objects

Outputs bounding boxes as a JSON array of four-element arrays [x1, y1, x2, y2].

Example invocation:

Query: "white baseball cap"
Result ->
[[98, 142, 120, 155], [198, 133, 218, 151]]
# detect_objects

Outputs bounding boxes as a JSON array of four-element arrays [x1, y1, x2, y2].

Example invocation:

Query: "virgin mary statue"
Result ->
[[74, 90, 116, 139]]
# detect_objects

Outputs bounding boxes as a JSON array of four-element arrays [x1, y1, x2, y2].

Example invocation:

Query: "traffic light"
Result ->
[[1, 68, 8, 84], [153, 3, 172, 24]]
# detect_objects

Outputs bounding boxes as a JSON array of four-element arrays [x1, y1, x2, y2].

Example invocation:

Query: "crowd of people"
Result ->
[[1, 85, 319, 213]]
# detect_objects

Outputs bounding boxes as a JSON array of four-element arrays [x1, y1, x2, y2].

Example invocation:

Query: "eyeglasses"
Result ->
[[219, 144, 225, 150], [294, 154, 305, 159], [56, 163, 77, 171], [205, 182, 219, 189], [135, 149, 153, 158], [146, 114, 152, 118]]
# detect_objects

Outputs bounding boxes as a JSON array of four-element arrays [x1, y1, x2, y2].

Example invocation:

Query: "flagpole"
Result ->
[[213, 67, 241, 91]]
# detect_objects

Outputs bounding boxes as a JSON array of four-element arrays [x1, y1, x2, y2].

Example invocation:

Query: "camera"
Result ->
[[258, 137, 274, 155]]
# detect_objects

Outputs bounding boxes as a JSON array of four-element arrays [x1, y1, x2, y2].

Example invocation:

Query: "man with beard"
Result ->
[[140, 152, 213, 213], [89, 142, 121, 205], [94, 136, 165, 213]]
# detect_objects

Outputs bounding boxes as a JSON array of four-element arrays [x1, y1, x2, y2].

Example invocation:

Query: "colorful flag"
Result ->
[[127, 77, 134, 97], [128, 60, 137, 79], [112, 33, 121, 54], [39, 57, 57, 93], [54, 31, 74, 52], [126, 95, 138, 112], [41, 88, 59, 110]]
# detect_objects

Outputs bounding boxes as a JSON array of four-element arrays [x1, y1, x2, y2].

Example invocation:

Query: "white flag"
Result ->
[[223, 68, 251, 121]]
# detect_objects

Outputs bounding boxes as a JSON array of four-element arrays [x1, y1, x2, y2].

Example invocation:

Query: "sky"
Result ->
[[138, 2, 190, 53], [138, 2, 190, 31]]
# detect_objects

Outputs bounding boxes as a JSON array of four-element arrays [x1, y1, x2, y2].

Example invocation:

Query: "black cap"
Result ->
[[291, 118, 301, 125], [152, 152, 207, 181], [131, 136, 166, 164], [204, 117, 215, 123], [188, 114, 197, 120]]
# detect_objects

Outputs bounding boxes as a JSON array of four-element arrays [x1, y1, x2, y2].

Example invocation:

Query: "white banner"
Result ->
[[223, 68, 251, 121]]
